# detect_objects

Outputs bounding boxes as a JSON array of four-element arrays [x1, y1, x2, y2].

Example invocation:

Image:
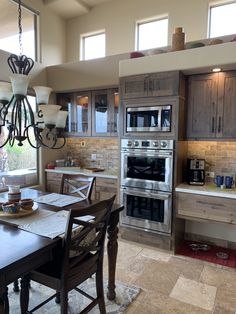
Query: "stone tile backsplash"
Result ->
[[66, 138, 119, 174], [187, 141, 236, 178]]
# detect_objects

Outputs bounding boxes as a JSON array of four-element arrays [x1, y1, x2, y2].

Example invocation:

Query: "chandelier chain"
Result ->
[[18, 0, 23, 56]]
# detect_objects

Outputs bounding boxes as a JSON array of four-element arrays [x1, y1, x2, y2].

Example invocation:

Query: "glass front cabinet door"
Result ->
[[92, 88, 119, 136], [74, 91, 92, 136]]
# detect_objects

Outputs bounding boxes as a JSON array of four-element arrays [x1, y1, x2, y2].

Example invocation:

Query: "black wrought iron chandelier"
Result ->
[[0, 0, 67, 149]]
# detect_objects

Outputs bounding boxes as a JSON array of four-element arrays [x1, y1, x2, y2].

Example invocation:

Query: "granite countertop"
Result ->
[[175, 183, 236, 199], [45, 167, 118, 179]]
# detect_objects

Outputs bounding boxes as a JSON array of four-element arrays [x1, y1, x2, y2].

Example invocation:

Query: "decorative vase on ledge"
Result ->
[[171, 27, 185, 51]]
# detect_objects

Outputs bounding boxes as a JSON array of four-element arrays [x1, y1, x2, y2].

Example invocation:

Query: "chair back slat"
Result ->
[[60, 174, 96, 200], [62, 195, 116, 276]]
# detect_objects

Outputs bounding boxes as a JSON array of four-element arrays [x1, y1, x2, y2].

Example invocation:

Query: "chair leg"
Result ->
[[96, 272, 106, 314], [60, 289, 68, 314], [20, 275, 30, 314], [55, 291, 61, 304], [13, 280, 19, 292]]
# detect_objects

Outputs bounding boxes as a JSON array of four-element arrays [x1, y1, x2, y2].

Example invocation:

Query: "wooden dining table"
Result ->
[[0, 188, 123, 314]]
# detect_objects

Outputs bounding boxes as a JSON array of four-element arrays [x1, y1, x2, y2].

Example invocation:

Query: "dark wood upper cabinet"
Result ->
[[187, 71, 236, 139], [120, 71, 182, 99]]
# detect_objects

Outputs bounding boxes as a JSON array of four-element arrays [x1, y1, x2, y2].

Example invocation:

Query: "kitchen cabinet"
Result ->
[[57, 91, 92, 137], [94, 177, 118, 202], [57, 88, 118, 137], [119, 71, 181, 99], [92, 88, 119, 136], [187, 71, 236, 139], [175, 191, 236, 225], [45, 172, 63, 193]]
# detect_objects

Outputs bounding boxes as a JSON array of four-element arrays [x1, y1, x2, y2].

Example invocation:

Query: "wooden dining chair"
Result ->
[[13, 174, 96, 293], [60, 173, 96, 200], [20, 195, 116, 314]]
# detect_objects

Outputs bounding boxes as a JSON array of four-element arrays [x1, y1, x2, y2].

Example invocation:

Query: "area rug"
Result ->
[[177, 240, 236, 268], [8, 278, 140, 313]]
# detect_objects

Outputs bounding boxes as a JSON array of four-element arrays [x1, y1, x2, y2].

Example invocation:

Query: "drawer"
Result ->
[[95, 178, 117, 187], [175, 192, 236, 224], [46, 173, 63, 180]]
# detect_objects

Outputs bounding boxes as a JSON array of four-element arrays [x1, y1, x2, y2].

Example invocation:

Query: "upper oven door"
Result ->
[[121, 149, 173, 192]]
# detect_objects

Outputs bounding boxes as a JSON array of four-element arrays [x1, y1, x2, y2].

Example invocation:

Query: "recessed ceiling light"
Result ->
[[212, 68, 221, 72]]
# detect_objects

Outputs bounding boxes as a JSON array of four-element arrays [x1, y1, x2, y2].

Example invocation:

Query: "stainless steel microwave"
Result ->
[[126, 105, 171, 133]]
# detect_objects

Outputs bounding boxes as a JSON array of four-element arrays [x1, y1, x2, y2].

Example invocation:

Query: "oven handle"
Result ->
[[121, 150, 173, 157], [122, 187, 171, 200]]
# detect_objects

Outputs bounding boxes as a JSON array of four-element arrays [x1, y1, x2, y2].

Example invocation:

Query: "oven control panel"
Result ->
[[121, 139, 174, 150]]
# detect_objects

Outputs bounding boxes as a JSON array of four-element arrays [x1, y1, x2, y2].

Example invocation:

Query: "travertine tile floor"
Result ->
[[104, 238, 236, 314]]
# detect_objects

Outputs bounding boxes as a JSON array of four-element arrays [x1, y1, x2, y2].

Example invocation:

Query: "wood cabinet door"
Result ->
[[119, 75, 148, 98], [92, 89, 119, 136], [56, 93, 74, 134], [56, 91, 92, 136], [46, 172, 62, 193], [107, 88, 119, 136], [217, 71, 236, 138], [187, 74, 218, 138], [74, 91, 92, 136], [92, 89, 109, 136], [148, 71, 179, 96]]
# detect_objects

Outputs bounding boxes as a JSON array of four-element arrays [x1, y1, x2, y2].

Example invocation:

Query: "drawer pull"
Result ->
[[197, 200, 222, 207]]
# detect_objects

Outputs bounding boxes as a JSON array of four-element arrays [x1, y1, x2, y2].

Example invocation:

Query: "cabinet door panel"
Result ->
[[74, 91, 92, 136], [120, 75, 148, 98], [149, 72, 179, 96], [218, 71, 236, 138], [92, 90, 109, 135], [56, 93, 74, 133], [187, 74, 217, 138]]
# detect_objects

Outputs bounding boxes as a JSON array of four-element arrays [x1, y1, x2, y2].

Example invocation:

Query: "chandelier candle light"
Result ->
[[0, 0, 67, 149]]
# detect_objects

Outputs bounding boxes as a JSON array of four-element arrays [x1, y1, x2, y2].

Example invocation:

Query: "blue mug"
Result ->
[[214, 175, 224, 187], [225, 176, 234, 189]]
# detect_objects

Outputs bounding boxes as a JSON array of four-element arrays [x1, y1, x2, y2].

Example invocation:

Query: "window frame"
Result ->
[[208, 1, 236, 38], [80, 30, 106, 61], [135, 16, 169, 51], [0, 0, 39, 62]]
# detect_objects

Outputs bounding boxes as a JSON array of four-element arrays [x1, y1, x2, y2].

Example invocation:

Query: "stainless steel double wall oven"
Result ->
[[120, 138, 174, 234]]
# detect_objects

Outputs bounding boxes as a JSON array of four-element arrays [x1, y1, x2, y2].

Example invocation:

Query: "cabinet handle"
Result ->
[[218, 117, 221, 133], [197, 200, 223, 207], [211, 117, 215, 133]]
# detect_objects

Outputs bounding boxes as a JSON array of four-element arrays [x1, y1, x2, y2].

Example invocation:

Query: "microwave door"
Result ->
[[126, 106, 161, 132]]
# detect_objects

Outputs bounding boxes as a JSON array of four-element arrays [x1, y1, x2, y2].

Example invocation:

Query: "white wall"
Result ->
[[66, 0, 210, 62]]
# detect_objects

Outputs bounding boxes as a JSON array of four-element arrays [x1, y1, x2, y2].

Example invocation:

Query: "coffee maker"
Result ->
[[187, 159, 205, 185]]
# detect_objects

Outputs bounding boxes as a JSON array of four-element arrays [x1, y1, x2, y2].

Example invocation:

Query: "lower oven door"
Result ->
[[120, 187, 172, 234]]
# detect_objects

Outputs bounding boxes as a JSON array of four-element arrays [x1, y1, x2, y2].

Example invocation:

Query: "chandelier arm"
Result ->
[[24, 126, 41, 149], [52, 136, 66, 150], [0, 128, 11, 148], [7, 54, 18, 73], [23, 56, 34, 75]]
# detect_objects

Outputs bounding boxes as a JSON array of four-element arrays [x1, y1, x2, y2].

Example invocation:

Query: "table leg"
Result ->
[[106, 211, 119, 301], [20, 275, 30, 314], [0, 287, 9, 314]]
